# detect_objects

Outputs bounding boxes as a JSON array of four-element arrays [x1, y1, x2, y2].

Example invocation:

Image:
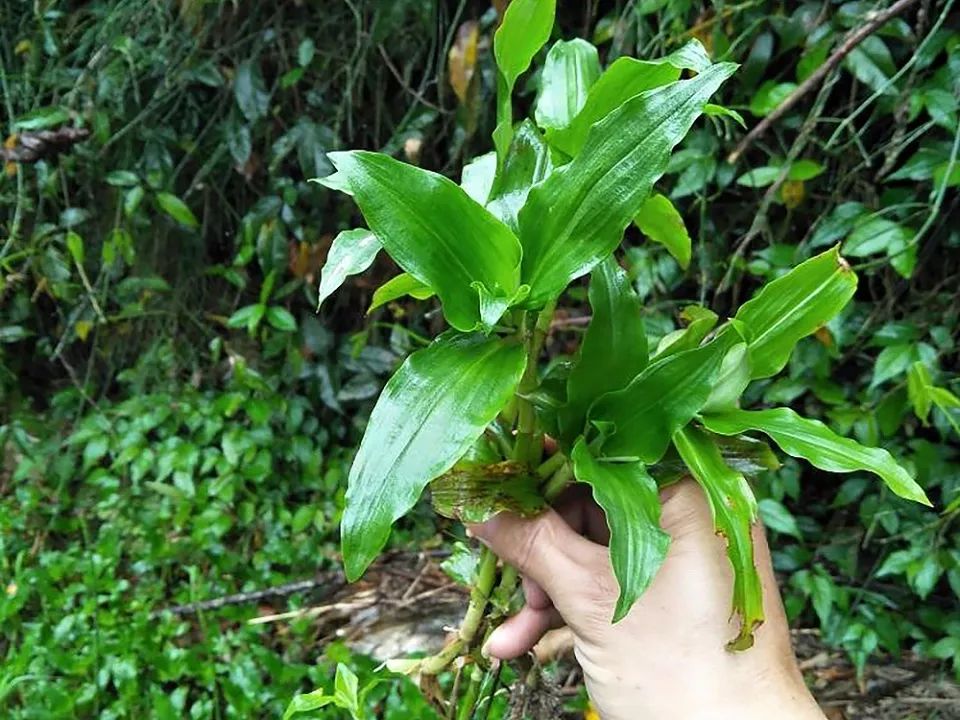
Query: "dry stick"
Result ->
[[726, 0, 924, 165]]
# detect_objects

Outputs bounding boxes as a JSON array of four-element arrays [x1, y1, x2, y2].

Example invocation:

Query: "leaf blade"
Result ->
[[534, 39, 601, 131], [559, 257, 648, 446], [572, 439, 670, 623], [518, 64, 737, 307], [733, 247, 857, 379], [317, 229, 381, 309], [591, 331, 736, 463], [329, 151, 522, 331], [700, 407, 931, 505], [341, 333, 527, 580], [673, 425, 763, 650], [635, 193, 692, 269]]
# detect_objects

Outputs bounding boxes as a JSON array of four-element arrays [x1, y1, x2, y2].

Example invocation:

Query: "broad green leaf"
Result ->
[[702, 339, 751, 411], [703, 103, 746, 127], [341, 333, 527, 580], [265, 307, 297, 332], [156, 192, 199, 228], [871, 343, 916, 388], [749, 81, 797, 117], [789, 160, 825, 181], [534, 39, 601, 131], [493, 0, 556, 94], [329, 151, 522, 332], [65, 231, 85, 265], [283, 691, 334, 719], [700, 408, 931, 505], [316, 229, 381, 309], [227, 303, 265, 334], [13, 106, 70, 131], [460, 152, 497, 204], [519, 64, 737, 307], [673, 425, 763, 650], [440, 541, 480, 585], [591, 331, 736, 462], [843, 36, 896, 96], [634, 193, 691, 269], [313, 170, 353, 195], [333, 664, 360, 715], [733, 246, 857, 379], [430, 461, 544, 523], [234, 59, 270, 122], [758, 498, 802, 539], [548, 39, 713, 157], [649, 432, 780, 487], [572, 439, 669, 623], [844, 217, 913, 258], [486, 120, 554, 232], [367, 273, 435, 314], [736, 165, 781, 188], [105, 170, 140, 187], [654, 305, 717, 358], [558, 257, 647, 447]]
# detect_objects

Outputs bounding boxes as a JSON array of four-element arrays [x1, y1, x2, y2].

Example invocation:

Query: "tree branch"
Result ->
[[727, 0, 923, 164]]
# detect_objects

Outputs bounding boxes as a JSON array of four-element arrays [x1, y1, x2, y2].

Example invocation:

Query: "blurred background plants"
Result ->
[[0, 0, 958, 717]]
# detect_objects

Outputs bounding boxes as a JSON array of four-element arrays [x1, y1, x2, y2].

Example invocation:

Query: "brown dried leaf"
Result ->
[[448, 21, 480, 104]]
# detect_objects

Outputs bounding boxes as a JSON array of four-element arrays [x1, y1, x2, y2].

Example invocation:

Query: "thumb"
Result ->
[[469, 509, 596, 600]]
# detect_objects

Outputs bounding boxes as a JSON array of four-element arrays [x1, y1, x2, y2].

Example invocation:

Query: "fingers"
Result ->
[[483, 604, 564, 660], [469, 509, 599, 599]]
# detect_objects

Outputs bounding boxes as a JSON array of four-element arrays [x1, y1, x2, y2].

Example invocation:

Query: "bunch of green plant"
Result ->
[[315, 0, 933, 715]]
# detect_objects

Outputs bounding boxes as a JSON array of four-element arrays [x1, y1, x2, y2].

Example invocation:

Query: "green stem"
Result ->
[[422, 548, 498, 675], [512, 303, 555, 465], [543, 462, 574, 502], [535, 451, 565, 479], [455, 664, 484, 720]]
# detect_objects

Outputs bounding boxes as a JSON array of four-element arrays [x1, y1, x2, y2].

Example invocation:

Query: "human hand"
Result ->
[[470, 479, 826, 720]]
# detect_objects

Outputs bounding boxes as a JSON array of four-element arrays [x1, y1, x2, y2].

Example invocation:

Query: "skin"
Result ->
[[470, 479, 827, 720]]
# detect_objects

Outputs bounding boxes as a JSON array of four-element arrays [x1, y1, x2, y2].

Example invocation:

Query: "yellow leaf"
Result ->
[[814, 326, 833, 348], [14, 40, 31, 55], [4, 134, 17, 150], [75, 320, 93, 342], [5, 582, 17, 597], [584, 703, 600, 720], [5, 162, 17, 177], [781, 179, 805, 209], [448, 21, 479, 104]]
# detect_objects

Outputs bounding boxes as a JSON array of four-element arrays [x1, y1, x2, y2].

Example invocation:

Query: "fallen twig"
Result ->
[[2, 127, 90, 164], [727, 0, 923, 164]]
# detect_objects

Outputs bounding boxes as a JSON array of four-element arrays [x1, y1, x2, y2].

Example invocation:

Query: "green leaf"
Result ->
[[283, 691, 334, 719], [843, 36, 896, 96], [871, 343, 916, 388], [654, 305, 718, 358], [749, 81, 797, 117], [519, 64, 737, 307], [634, 193, 691, 269], [65, 231, 85, 265], [156, 192, 199, 228], [758, 498, 802, 539], [460, 152, 497, 204], [124, 186, 145, 218], [649, 432, 780, 487], [700, 408, 931, 506], [13, 107, 70, 131], [329, 151, 522, 332], [736, 165, 781, 188], [265, 306, 297, 332], [341, 333, 527, 580], [227, 304, 265, 333], [316, 229, 381, 309], [105, 170, 140, 187], [367, 273, 435, 314], [673, 425, 763, 650], [486, 120, 554, 232], [333, 664, 360, 715], [733, 246, 857, 379], [591, 331, 737, 463], [534, 39, 601, 131], [788, 160, 825, 181], [572, 439, 670, 623], [702, 339, 751, 411], [548, 40, 713, 157], [440, 541, 479, 586], [703, 103, 746, 127], [430, 461, 544, 524], [844, 217, 913, 257], [234, 59, 271, 122], [493, 0, 556, 94], [558, 257, 647, 447]]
